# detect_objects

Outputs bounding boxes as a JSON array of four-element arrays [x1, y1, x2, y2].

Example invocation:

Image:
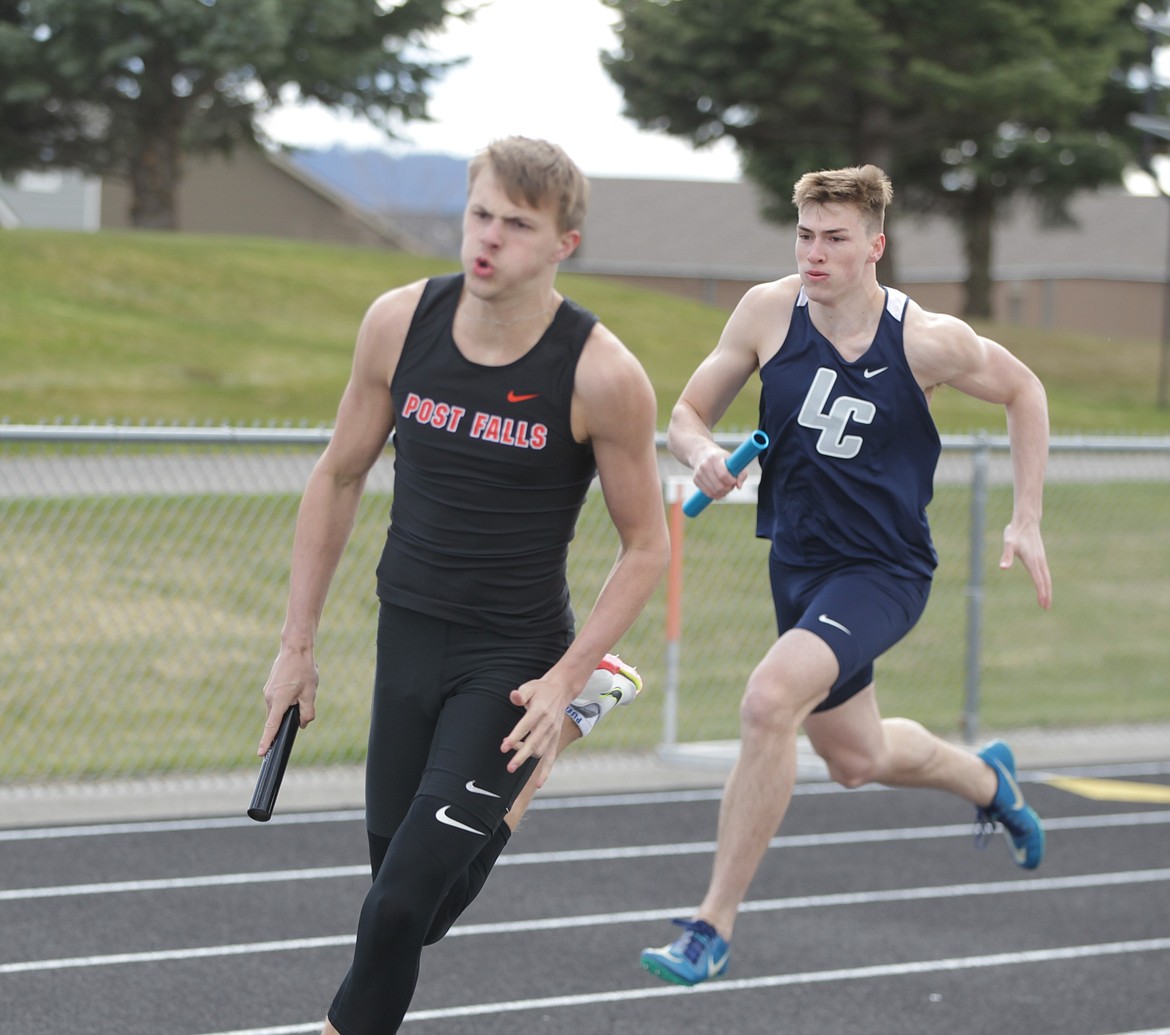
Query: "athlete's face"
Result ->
[[460, 165, 579, 300], [795, 202, 884, 300]]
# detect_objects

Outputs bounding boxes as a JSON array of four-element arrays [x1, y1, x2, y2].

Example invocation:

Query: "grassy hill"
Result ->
[[2, 228, 1168, 433], [2, 229, 1168, 778]]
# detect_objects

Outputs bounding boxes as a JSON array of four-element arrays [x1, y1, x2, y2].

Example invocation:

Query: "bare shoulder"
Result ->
[[737, 273, 802, 320], [576, 321, 654, 403], [902, 302, 984, 388], [573, 321, 656, 442], [319, 280, 430, 471], [359, 279, 428, 344], [903, 303, 1041, 406], [351, 278, 429, 381], [720, 273, 801, 363]]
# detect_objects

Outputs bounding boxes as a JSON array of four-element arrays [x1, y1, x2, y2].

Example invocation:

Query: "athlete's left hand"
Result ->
[[502, 675, 571, 786], [1001, 517, 1052, 610]]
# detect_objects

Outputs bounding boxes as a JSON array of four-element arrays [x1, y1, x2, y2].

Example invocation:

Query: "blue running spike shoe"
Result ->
[[565, 654, 642, 738], [975, 739, 1045, 869], [640, 919, 731, 986]]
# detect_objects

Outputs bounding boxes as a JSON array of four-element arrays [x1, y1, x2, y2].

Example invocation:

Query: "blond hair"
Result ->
[[792, 165, 893, 234], [468, 136, 590, 233]]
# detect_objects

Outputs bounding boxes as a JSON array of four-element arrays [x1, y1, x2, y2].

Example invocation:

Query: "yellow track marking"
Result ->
[[1045, 776, 1170, 804]]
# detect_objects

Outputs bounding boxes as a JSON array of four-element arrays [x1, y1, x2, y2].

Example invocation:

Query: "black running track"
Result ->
[[3, 760, 1170, 1035]]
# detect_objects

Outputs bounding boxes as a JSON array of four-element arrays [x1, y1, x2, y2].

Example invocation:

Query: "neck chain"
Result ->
[[461, 302, 557, 328]]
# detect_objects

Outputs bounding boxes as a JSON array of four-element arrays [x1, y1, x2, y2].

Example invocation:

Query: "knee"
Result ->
[[739, 669, 803, 739], [820, 748, 881, 789], [740, 633, 839, 741], [360, 878, 429, 944], [359, 821, 454, 943]]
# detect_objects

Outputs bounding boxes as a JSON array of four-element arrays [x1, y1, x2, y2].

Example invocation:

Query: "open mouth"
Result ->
[[473, 256, 493, 276]]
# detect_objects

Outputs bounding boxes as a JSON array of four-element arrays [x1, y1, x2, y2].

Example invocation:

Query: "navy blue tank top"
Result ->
[[376, 273, 598, 635], [756, 286, 939, 579]]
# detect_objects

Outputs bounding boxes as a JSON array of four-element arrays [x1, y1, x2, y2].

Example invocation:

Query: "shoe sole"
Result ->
[[602, 656, 642, 704], [640, 957, 703, 986]]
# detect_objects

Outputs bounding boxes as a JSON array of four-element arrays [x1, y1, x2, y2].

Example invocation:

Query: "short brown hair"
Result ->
[[792, 166, 893, 234], [468, 136, 590, 233]]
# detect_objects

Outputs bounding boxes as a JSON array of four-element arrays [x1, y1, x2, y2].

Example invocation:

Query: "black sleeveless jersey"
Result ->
[[376, 273, 598, 635]]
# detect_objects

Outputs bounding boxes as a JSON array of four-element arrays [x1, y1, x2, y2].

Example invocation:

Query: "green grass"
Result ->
[[3, 228, 1170, 432], [1, 228, 1168, 779], [3, 476, 1167, 779]]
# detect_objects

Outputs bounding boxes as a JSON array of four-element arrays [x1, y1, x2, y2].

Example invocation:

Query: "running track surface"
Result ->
[[3, 759, 1170, 1035]]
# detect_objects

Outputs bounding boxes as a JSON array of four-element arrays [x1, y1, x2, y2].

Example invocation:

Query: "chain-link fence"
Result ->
[[2, 424, 1168, 785]]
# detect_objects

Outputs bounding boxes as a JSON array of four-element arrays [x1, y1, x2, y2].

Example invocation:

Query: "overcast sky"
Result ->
[[260, 0, 742, 181], [259, 0, 1170, 193]]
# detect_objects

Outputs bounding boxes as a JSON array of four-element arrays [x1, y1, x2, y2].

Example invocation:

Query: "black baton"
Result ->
[[247, 704, 299, 822]]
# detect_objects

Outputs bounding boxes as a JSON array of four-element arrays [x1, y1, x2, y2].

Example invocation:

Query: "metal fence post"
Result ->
[[3, 424, 1169, 780], [962, 431, 990, 744], [661, 481, 686, 751]]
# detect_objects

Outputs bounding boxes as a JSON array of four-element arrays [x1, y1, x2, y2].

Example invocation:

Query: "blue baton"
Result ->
[[683, 430, 770, 518]]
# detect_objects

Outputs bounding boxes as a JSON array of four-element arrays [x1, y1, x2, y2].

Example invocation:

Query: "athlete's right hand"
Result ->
[[1000, 516, 1052, 611], [258, 648, 318, 756], [690, 444, 744, 503], [502, 673, 572, 787]]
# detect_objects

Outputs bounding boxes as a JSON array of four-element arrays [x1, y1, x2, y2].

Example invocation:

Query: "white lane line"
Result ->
[[0, 810, 366, 842], [185, 938, 1170, 1033], [4, 810, 1170, 902], [5, 759, 1169, 842], [0, 936, 357, 975], [192, 1026, 320, 1035], [0, 865, 367, 902], [4, 866, 1168, 975], [402, 937, 1170, 1022], [444, 867, 1170, 938], [403, 937, 1170, 1022], [499, 808, 1170, 866]]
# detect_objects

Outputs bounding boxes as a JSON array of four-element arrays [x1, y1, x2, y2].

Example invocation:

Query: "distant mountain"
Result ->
[[289, 147, 468, 216]]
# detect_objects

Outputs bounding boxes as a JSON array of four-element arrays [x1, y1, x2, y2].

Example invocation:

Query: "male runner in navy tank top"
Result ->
[[641, 165, 1053, 987], [256, 137, 669, 1033]]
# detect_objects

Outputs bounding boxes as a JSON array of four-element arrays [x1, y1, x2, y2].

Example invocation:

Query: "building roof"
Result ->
[[0, 169, 100, 231], [567, 177, 1170, 286], [8, 145, 1167, 290]]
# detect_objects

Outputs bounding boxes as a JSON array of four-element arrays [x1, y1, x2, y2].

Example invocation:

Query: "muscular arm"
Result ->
[[502, 325, 670, 784], [257, 284, 421, 754], [910, 314, 1053, 610], [668, 278, 793, 498]]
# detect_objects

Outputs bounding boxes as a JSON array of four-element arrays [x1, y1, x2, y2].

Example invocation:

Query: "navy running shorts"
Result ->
[[768, 552, 931, 712]]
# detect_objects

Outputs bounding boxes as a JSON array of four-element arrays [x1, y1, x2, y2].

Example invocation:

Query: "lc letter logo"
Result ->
[[797, 368, 875, 459]]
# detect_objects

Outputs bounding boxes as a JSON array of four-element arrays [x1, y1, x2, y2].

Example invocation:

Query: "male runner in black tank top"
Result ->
[[255, 137, 669, 1034]]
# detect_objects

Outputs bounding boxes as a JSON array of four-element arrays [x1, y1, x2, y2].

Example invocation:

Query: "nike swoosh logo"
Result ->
[[435, 805, 485, 836], [465, 780, 501, 798], [506, 390, 539, 403], [818, 613, 852, 635], [989, 758, 1026, 811], [863, 367, 888, 378], [659, 944, 728, 976]]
